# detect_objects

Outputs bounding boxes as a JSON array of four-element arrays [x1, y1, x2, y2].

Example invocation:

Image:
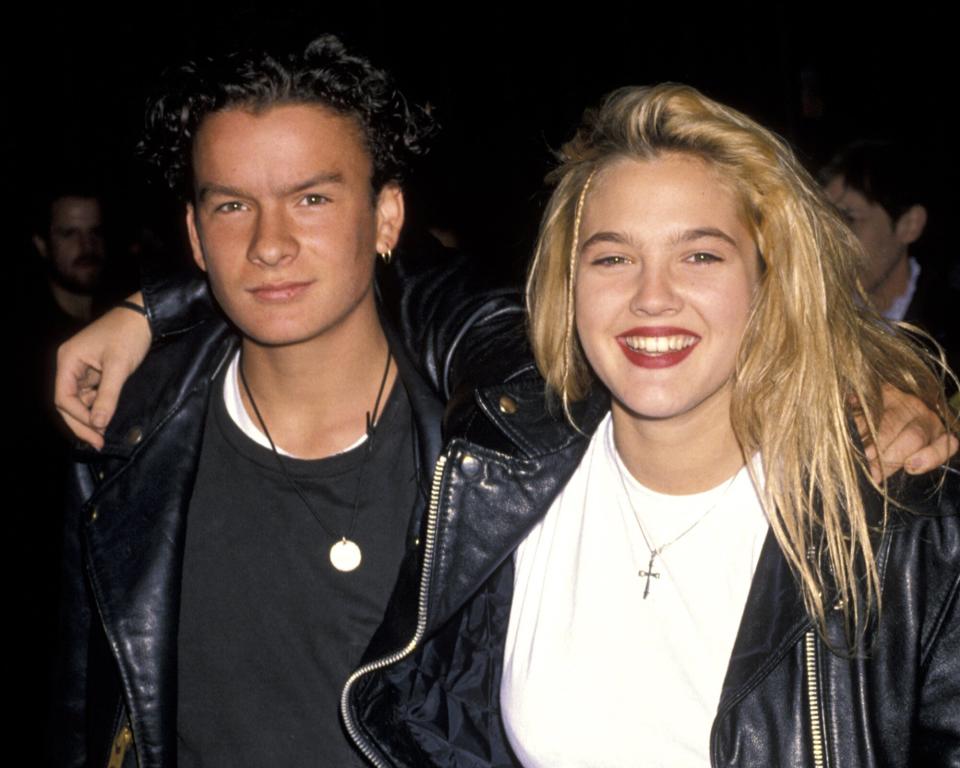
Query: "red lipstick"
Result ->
[[616, 326, 700, 369]]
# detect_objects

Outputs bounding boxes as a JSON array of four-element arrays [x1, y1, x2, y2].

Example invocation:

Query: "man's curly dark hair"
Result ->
[[141, 35, 435, 200]]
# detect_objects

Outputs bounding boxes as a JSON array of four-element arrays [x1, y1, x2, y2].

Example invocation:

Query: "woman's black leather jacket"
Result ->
[[345, 365, 960, 768]]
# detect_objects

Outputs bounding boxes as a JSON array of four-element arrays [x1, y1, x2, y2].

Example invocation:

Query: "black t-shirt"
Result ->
[[177, 363, 417, 767]]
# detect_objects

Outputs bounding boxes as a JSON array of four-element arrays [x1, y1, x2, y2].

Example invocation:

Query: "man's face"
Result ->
[[36, 196, 106, 293], [186, 104, 403, 348], [824, 176, 907, 295]]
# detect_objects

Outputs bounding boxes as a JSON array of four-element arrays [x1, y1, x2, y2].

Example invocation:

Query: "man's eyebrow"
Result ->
[[197, 182, 247, 202], [197, 172, 345, 202], [278, 172, 344, 196]]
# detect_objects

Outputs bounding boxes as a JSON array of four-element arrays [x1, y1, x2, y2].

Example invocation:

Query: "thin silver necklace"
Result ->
[[608, 426, 739, 598], [239, 348, 392, 573]]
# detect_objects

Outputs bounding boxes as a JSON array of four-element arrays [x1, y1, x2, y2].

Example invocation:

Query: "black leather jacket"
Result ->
[[348, 375, 960, 768], [56, 244, 959, 768], [51, 240, 513, 767]]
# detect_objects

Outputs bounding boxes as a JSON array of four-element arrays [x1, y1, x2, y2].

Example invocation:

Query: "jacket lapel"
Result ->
[[81, 326, 234, 764], [424, 380, 607, 635], [716, 528, 811, 714], [358, 323, 446, 662], [383, 321, 445, 514]]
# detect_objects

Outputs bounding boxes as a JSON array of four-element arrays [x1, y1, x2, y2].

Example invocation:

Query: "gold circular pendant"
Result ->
[[329, 538, 362, 572]]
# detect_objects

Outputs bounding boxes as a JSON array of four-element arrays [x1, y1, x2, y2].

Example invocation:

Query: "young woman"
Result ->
[[55, 84, 957, 767], [504, 83, 959, 765]]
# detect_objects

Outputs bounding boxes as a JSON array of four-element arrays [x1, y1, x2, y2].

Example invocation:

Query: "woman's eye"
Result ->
[[687, 251, 721, 264], [592, 254, 629, 266]]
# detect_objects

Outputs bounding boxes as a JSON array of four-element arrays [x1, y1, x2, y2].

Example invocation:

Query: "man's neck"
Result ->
[[870, 254, 912, 315], [238, 299, 396, 459], [50, 282, 94, 322]]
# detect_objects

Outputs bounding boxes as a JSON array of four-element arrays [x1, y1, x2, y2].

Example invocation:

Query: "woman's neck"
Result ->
[[610, 392, 745, 495]]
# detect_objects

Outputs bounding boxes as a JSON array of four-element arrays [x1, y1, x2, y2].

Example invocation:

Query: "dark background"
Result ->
[[8, 0, 952, 280]]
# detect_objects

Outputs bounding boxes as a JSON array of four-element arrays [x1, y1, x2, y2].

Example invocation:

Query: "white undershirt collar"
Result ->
[[884, 257, 921, 322], [222, 350, 367, 459]]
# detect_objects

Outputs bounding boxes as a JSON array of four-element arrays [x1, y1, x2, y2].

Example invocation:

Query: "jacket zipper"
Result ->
[[88, 507, 140, 768], [339, 452, 449, 767], [106, 718, 134, 768], [804, 629, 826, 768]]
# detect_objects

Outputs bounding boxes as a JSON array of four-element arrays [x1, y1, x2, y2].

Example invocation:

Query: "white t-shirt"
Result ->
[[501, 413, 769, 767]]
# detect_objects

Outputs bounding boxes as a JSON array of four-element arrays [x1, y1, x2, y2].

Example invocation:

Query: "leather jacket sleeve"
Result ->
[[912, 520, 960, 764], [140, 253, 217, 343], [375, 231, 526, 399]]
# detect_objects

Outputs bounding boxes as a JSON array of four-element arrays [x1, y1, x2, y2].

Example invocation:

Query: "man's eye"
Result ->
[[301, 194, 329, 206], [215, 201, 246, 213]]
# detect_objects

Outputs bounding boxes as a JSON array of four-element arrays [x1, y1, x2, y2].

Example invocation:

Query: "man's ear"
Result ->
[[185, 203, 208, 272], [32, 234, 48, 260], [895, 204, 927, 247], [374, 183, 405, 255]]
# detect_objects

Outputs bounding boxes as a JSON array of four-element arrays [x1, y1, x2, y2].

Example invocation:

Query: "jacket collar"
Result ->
[[423, 377, 608, 635]]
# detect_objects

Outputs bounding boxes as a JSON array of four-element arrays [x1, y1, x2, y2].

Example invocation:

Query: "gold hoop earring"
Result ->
[[378, 249, 393, 265]]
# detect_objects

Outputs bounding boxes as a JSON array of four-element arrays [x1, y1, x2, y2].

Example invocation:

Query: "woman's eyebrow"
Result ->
[[672, 227, 738, 247], [579, 230, 634, 252]]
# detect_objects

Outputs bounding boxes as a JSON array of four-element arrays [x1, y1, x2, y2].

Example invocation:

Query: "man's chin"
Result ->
[[50, 272, 103, 296]]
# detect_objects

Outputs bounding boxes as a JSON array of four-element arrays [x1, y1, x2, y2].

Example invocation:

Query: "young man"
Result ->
[[821, 141, 958, 383], [53, 36, 476, 767]]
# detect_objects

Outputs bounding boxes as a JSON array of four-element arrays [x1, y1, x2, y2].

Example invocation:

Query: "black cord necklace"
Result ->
[[239, 348, 393, 572]]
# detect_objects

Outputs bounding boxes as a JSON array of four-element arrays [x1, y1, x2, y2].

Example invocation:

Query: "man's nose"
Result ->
[[79, 230, 104, 256], [249, 207, 297, 267]]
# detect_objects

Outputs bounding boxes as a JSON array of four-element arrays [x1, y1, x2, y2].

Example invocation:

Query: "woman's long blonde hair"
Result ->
[[527, 83, 951, 639]]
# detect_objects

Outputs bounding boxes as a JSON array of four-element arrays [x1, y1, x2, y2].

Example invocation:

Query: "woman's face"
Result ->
[[575, 153, 760, 428]]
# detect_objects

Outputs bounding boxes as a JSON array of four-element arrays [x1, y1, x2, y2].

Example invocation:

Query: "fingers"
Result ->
[[870, 383, 957, 480], [54, 348, 104, 442], [869, 384, 927, 480], [77, 365, 102, 391], [871, 419, 928, 482], [88, 355, 129, 431], [78, 387, 98, 410], [853, 410, 884, 482], [52, 298, 153, 446], [904, 432, 959, 475], [58, 406, 106, 451]]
